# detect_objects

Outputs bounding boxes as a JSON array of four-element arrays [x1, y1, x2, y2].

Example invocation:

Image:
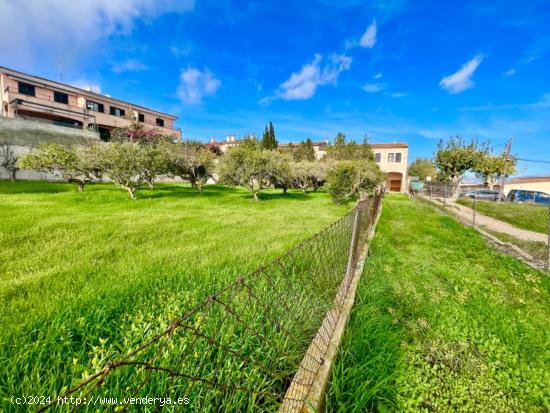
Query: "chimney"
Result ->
[[210, 137, 215, 143], [231, 135, 235, 142], [226, 135, 230, 142]]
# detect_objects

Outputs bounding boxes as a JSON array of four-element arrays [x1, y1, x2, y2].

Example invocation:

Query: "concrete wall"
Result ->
[[0, 116, 100, 181]]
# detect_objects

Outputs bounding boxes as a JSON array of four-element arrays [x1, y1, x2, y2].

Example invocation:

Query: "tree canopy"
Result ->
[[218, 145, 288, 200], [19, 143, 103, 192], [325, 133, 374, 161], [434, 137, 481, 183], [408, 158, 437, 181]]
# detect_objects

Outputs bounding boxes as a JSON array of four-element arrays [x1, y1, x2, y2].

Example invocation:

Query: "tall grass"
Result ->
[[327, 195, 550, 412], [0, 181, 351, 411]]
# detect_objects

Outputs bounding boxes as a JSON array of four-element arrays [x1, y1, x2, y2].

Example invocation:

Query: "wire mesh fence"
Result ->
[[34, 191, 384, 413], [411, 183, 550, 271]]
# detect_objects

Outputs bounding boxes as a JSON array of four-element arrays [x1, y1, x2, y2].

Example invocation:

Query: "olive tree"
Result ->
[[140, 142, 173, 189], [326, 160, 385, 204], [169, 142, 216, 193], [218, 146, 289, 200], [19, 143, 102, 191], [289, 161, 329, 192], [98, 141, 149, 199], [0, 138, 18, 182]]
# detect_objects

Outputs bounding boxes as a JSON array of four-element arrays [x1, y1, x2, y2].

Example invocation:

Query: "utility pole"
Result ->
[[499, 137, 512, 201]]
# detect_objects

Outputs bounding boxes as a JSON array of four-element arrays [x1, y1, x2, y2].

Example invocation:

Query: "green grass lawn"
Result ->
[[0, 181, 351, 411], [456, 198, 549, 234], [327, 195, 550, 412]]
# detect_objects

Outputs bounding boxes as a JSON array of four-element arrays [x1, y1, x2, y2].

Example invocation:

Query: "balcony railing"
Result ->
[[7, 86, 181, 135]]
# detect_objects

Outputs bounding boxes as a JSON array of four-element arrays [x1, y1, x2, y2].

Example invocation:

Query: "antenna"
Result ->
[[57, 53, 64, 82]]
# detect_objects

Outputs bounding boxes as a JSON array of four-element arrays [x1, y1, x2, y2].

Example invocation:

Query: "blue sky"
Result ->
[[1, 0, 550, 175]]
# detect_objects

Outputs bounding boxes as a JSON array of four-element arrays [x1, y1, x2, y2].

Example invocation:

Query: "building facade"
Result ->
[[371, 143, 409, 192], [0, 66, 181, 140], [501, 176, 550, 196]]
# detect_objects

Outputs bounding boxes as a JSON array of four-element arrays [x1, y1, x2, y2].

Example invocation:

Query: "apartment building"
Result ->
[[371, 142, 408, 192], [0, 66, 181, 140]]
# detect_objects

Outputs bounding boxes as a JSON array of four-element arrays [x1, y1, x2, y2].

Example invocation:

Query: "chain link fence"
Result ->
[[411, 182, 550, 271], [35, 191, 384, 412]]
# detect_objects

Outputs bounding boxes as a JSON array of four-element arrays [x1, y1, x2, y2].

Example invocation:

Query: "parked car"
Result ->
[[460, 189, 501, 201], [506, 189, 550, 205]]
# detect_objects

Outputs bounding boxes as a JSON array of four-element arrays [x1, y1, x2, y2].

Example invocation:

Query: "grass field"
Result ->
[[456, 198, 548, 234], [0, 181, 351, 411], [327, 195, 550, 412]]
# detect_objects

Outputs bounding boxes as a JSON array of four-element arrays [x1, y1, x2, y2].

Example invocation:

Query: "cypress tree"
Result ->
[[268, 121, 278, 149], [260, 126, 270, 149], [304, 138, 315, 161]]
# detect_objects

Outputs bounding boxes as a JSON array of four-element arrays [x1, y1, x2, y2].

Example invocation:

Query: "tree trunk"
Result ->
[[78, 181, 85, 192], [127, 187, 137, 200], [253, 191, 260, 201], [148, 179, 155, 189], [283, 186, 288, 194], [9, 169, 16, 182]]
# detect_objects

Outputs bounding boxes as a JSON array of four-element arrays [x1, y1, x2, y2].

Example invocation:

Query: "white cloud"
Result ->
[[170, 44, 192, 57], [321, 54, 353, 84], [0, 0, 195, 66], [503, 68, 516, 77], [70, 80, 102, 94], [111, 59, 147, 74], [374, 73, 383, 79], [360, 20, 377, 48], [177, 67, 221, 104], [362, 83, 385, 93], [390, 92, 408, 98], [439, 54, 485, 94], [271, 54, 352, 101]]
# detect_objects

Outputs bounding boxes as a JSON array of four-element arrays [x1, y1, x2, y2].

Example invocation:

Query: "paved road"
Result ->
[[426, 196, 548, 245]]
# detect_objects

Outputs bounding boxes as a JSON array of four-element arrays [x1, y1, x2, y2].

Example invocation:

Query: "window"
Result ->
[[374, 153, 381, 163], [18, 82, 35, 96], [86, 100, 104, 112], [387, 153, 395, 163], [156, 118, 165, 127], [395, 152, 402, 163], [53, 91, 69, 104], [138, 113, 145, 122], [110, 106, 126, 117]]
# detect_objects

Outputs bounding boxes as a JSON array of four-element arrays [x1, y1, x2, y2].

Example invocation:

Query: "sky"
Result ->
[[1, 0, 550, 176]]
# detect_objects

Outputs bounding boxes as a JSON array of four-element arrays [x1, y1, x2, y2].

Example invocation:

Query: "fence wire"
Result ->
[[411, 182, 550, 271], [36, 191, 383, 413]]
